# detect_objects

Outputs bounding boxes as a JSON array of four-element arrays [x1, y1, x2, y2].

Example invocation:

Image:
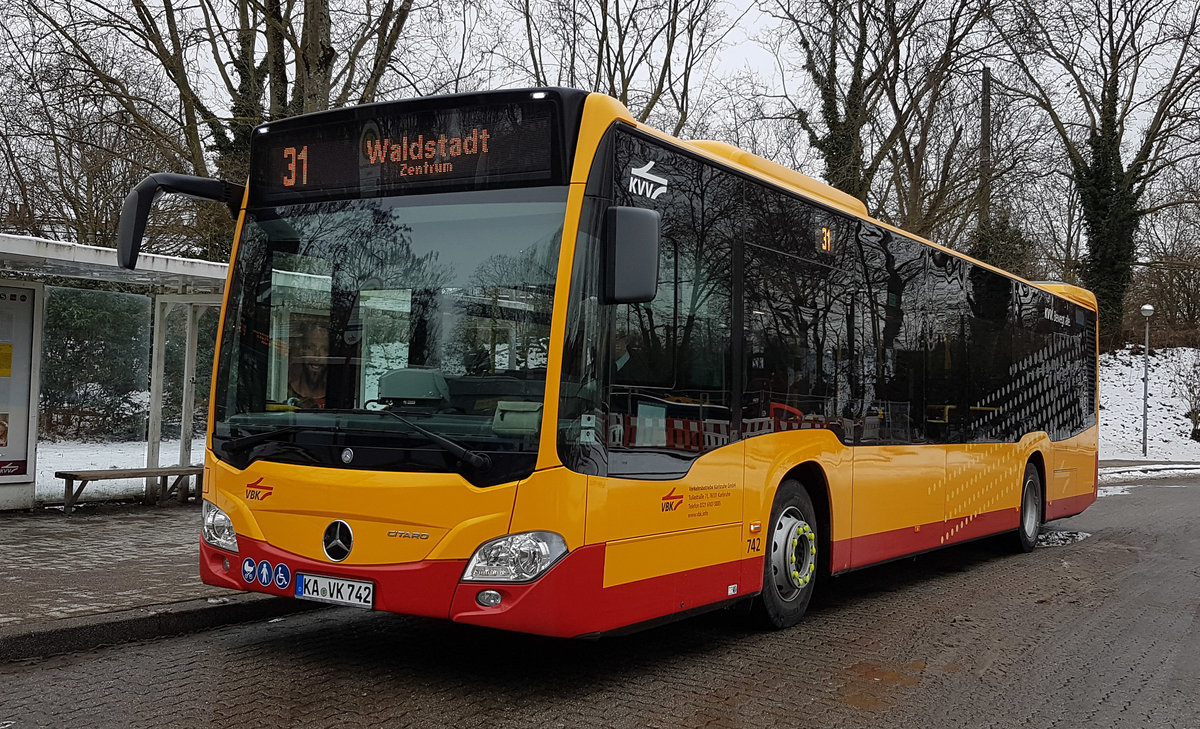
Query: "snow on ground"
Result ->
[[35, 438, 206, 503], [1036, 530, 1090, 548], [30, 347, 1200, 504], [1098, 466, 1200, 483], [1100, 346, 1200, 461]]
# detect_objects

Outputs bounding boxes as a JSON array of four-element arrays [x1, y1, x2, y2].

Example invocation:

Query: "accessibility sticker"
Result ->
[[256, 560, 273, 587], [241, 557, 256, 584], [273, 562, 291, 590]]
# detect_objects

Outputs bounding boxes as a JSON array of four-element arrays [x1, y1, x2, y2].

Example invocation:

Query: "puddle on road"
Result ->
[[838, 660, 925, 709]]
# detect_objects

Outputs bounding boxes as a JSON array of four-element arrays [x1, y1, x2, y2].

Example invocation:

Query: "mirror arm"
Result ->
[[117, 173, 245, 270]]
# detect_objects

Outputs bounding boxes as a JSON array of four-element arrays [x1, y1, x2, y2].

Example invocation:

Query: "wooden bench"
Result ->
[[55, 465, 203, 514]]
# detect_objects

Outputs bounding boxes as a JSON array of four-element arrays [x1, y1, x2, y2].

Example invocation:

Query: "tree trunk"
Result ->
[[299, 0, 335, 113], [1075, 76, 1141, 349]]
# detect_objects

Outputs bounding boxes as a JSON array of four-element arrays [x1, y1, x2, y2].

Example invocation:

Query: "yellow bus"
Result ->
[[117, 88, 1099, 636]]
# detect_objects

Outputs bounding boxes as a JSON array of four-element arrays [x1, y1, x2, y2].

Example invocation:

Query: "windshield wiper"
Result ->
[[299, 408, 492, 471], [220, 426, 308, 455]]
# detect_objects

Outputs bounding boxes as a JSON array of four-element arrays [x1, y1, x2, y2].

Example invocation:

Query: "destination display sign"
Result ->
[[250, 100, 557, 205]]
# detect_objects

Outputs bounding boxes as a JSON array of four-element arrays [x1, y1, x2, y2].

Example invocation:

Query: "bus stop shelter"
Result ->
[[0, 233, 227, 510]]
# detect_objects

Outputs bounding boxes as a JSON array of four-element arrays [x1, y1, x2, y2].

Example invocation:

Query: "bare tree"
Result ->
[[505, 0, 739, 136], [1125, 187, 1200, 340], [989, 0, 1200, 346], [381, 0, 502, 97], [759, 0, 991, 210], [1169, 349, 1200, 442], [0, 8, 201, 252], [4, 0, 457, 260]]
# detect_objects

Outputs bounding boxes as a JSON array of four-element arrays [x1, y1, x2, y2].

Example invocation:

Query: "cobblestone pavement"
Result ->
[[1, 477, 1197, 728], [0, 503, 223, 628]]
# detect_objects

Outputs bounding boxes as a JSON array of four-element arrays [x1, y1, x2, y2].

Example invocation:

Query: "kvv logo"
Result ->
[[628, 161, 669, 200], [1043, 308, 1070, 327]]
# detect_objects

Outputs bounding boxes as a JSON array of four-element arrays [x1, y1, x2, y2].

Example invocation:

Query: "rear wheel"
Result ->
[[752, 479, 819, 629], [1013, 462, 1043, 553]]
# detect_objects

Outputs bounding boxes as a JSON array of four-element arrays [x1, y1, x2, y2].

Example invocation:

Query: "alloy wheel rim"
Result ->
[[771, 506, 816, 602]]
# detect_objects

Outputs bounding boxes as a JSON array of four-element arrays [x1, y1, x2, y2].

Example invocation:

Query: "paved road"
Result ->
[[2, 478, 1197, 729]]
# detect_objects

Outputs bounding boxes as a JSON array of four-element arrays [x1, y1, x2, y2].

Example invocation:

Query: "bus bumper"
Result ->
[[200, 537, 468, 620], [202, 538, 751, 637]]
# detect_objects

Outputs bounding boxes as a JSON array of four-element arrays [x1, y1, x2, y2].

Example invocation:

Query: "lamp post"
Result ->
[[1141, 304, 1155, 457]]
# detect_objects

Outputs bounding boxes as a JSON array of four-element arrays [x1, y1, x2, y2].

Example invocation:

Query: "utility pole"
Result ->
[[980, 66, 992, 227]]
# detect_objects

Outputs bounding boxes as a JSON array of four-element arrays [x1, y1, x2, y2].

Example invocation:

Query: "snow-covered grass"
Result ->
[[1100, 346, 1200, 461], [35, 438, 206, 503]]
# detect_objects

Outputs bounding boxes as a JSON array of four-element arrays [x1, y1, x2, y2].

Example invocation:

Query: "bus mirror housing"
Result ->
[[116, 173, 244, 269], [603, 206, 660, 304]]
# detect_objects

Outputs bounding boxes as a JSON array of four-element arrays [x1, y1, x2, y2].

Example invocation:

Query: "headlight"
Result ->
[[463, 531, 567, 582], [202, 500, 239, 552]]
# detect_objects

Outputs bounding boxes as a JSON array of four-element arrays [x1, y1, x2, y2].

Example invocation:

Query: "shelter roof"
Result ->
[[0, 234, 227, 293]]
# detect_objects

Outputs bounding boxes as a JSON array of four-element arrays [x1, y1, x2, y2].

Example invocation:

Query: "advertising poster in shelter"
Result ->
[[0, 286, 34, 478]]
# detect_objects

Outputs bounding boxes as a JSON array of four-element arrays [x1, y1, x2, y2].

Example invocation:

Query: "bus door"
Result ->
[[585, 301, 745, 612], [582, 132, 746, 612]]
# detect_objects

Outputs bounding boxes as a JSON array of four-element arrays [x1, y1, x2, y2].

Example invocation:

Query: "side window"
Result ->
[[1079, 307, 1098, 433], [557, 198, 608, 475], [854, 226, 927, 444], [925, 250, 970, 443], [965, 264, 1015, 441], [742, 183, 855, 443], [1036, 297, 1093, 441], [1003, 285, 1097, 443], [607, 131, 734, 477]]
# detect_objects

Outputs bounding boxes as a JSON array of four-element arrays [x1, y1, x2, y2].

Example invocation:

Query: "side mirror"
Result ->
[[116, 173, 244, 269], [603, 206, 660, 304]]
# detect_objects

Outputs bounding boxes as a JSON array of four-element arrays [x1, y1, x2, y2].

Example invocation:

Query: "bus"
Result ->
[[116, 88, 1099, 636]]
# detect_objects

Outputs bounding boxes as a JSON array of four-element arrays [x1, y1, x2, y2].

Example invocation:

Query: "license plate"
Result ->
[[295, 573, 374, 609]]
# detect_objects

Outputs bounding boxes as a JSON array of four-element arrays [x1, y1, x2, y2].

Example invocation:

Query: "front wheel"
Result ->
[[1012, 462, 1043, 553], [752, 479, 819, 629]]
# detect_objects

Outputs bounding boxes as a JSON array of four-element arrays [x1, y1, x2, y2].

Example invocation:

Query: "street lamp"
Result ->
[[1141, 304, 1155, 457]]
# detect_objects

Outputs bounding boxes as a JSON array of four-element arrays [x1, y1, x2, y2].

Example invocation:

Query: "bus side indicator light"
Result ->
[[749, 521, 762, 533]]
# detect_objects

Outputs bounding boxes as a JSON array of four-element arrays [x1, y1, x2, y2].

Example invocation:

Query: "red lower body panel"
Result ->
[[200, 537, 467, 619], [201, 537, 763, 637], [835, 506, 1022, 572], [451, 546, 762, 637], [1046, 490, 1097, 521]]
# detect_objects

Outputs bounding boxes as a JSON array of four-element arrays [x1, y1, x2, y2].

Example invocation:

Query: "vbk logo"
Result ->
[[661, 487, 684, 512], [628, 161, 669, 200], [245, 477, 274, 501]]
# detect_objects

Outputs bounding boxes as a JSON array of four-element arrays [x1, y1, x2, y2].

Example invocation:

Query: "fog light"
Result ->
[[477, 590, 503, 608], [222, 557, 231, 571]]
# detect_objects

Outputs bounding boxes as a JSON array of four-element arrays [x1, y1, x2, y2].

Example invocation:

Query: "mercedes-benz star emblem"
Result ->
[[341, 448, 354, 464], [322, 520, 353, 562]]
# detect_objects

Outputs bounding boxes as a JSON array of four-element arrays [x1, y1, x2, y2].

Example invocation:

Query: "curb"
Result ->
[[0, 593, 326, 662], [1098, 464, 1200, 484]]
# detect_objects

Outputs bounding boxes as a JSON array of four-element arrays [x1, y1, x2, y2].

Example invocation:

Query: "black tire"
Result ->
[[1012, 462, 1043, 553], [752, 479, 819, 629]]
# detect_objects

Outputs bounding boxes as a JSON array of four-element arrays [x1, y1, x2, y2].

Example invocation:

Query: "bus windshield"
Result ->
[[212, 186, 566, 485]]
